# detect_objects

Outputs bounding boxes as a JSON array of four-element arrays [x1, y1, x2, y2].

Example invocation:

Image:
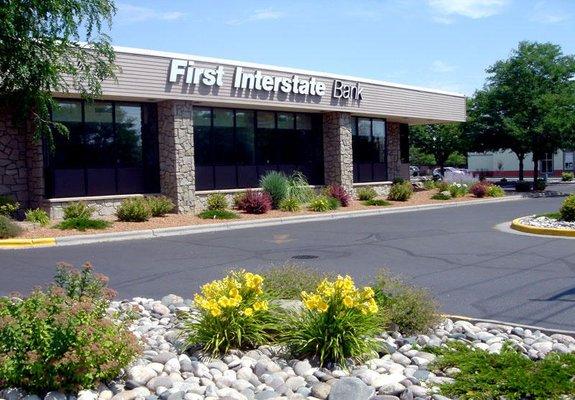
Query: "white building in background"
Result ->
[[468, 149, 574, 178]]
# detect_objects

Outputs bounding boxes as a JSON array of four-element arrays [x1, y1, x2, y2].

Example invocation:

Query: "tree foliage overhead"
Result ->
[[0, 0, 117, 144], [466, 41, 575, 180]]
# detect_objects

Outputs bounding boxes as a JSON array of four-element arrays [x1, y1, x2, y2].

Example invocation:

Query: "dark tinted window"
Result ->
[[352, 116, 387, 182]]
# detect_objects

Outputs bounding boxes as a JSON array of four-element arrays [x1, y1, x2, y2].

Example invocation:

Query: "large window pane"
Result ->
[[296, 114, 312, 130], [236, 110, 255, 165], [84, 102, 114, 167], [372, 120, 386, 163], [358, 118, 371, 136], [213, 108, 233, 127], [213, 109, 234, 165], [116, 104, 142, 167], [193, 108, 211, 127], [277, 113, 294, 129], [352, 117, 387, 182], [257, 111, 275, 128], [53, 101, 82, 122]]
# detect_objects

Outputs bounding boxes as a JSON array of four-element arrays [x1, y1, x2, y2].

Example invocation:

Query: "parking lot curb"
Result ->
[[4, 195, 526, 249], [510, 217, 575, 238], [0, 237, 56, 249]]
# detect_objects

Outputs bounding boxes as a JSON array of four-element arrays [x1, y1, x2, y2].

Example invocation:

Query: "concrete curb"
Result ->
[[0, 237, 56, 249], [444, 314, 575, 337], [510, 217, 575, 238], [2, 195, 526, 249]]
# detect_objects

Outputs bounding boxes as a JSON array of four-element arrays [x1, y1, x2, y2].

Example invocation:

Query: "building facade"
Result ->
[[0, 46, 466, 217], [468, 149, 574, 178]]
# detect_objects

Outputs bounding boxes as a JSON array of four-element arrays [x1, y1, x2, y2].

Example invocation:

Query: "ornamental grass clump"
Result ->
[[260, 171, 289, 209], [0, 263, 140, 392], [182, 271, 274, 355], [63, 202, 94, 220], [448, 182, 468, 198], [309, 195, 339, 212], [25, 208, 50, 226], [387, 182, 414, 201], [279, 196, 301, 212], [357, 187, 377, 201], [486, 184, 505, 197], [287, 171, 314, 203], [283, 275, 381, 367], [0, 215, 22, 239], [146, 195, 175, 217]]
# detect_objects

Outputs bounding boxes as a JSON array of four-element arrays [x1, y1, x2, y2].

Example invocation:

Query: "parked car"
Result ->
[[432, 167, 466, 180], [410, 166, 420, 176]]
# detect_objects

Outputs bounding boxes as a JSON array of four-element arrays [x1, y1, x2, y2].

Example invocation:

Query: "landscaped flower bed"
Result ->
[[1, 265, 574, 400], [513, 194, 575, 234]]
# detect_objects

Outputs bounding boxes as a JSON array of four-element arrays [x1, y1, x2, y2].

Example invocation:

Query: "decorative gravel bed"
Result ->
[[2, 295, 573, 400], [518, 215, 575, 230]]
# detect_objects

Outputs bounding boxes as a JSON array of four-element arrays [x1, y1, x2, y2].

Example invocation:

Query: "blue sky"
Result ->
[[109, 0, 575, 96]]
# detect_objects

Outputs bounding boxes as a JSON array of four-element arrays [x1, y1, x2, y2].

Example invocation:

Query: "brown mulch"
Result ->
[[19, 191, 496, 239]]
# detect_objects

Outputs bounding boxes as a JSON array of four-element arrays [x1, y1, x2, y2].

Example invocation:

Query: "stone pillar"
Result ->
[[386, 121, 403, 181], [157, 100, 195, 213], [322, 112, 353, 190], [25, 128, 45, 209], [0, 108, 30, 207]]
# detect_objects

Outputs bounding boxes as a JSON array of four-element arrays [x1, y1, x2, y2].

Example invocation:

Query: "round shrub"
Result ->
[[239, 190, 272, 214], [260, 171, 289, 209], [146, 195, 175, 217], [0, 195, 20, 217], [0, 215, 22, 239], [562, 172, 574, 182], [116, 197, 152, 222], [0, 263, 140, 392], [448, 182, 468, 198], [364, 199, 391, 206], [357, 187, 377, 201], [470, 182, 488, 198], [534, 178, 546, 191], [206, 193, 228, 211], [55, 217, 110, 231], [233, 191, 247, 209], [327, 185, 351, 207], [309, 195, 333, 212], [486, 185, 505, 197], [431, 191, 452, 200], [25, 208, 50, 226], [283, 275, 381, 366], [515, 180, 532, 192], [279, 196, 301, 212], [63, 202, 94, 220], [560, 195, 575, 222], [387, 182, 413, 201], [181, 270, 272, 354]]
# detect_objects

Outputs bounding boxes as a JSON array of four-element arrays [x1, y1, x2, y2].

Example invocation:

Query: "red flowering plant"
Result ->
[[0, 262, 140, 392], [327, 185, 351, 207], [238, 190, 273, 214]]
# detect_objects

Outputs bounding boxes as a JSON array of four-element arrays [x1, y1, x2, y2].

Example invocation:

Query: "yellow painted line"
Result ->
[[0, 237, 56, 248], [510, 218, 575, 237]]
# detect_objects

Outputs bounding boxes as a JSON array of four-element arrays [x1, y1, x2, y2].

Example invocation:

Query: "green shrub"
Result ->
[[387, 182, 414, 201], [423, 180, 436, 190], [206, 193, 228, 211], [0, 195, 20, 217], [287, 171, 314, 202], [0, 215, 22, 239], [515, 180, 532, 192], [357, 187, 377, 201], [198, 210, 239, 220], [116, 198, 152, 222], [0, 263, 140, 392], [363, 199, 391, 206], [560, 195, 575, 222], [283, 275, 381, 366], [448, 182, 468, 198], [181, 270, 275, 355], [486, 185, 505, 197], [436, 181, 450, 192], [309, 195, 338, 212], [432, 342, 575, 400], [25, 208, 50, 226], [146, 196, 175, 217], [561, 171, 574, 182], [372, 269, 440, 334], [55, 217, 111, 231], [432, 191, 452, 200], [534, 178, 546, 191], [260, 171, 289, 209], [279, 196, 301, 212], [259, 264, 335, 300], [63, 202, 94, 220], [392, 177, 406, 185], [233, 192, 247, 209]]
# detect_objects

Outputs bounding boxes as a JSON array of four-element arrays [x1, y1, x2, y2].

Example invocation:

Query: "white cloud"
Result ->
[[428, 0, 509, 22], [431, 60, 456, 73], [117, 3, 186, 23], [530, 1, 572, 24], [227, 9, 284, 26]]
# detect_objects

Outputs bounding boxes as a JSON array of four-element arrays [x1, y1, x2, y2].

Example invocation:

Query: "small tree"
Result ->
[[0, 0, 117, 146], [466, 41, 575, 181], [410, 124, 466, 175]]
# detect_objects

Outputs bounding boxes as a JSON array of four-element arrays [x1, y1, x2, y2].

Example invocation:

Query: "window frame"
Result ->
[[351, 116, 388, 183]]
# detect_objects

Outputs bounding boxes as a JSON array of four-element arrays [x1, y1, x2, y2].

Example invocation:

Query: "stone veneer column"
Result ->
[[157, 101, 195, 213], [322, 112, 353, 190], [386, 121, 402, 181]]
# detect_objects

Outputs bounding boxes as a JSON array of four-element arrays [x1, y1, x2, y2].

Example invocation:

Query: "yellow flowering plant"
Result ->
[[181, 270, 275, 354], [283, 275, 382, 367]]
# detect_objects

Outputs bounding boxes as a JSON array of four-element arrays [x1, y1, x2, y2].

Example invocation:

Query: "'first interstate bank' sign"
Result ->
[[168, 59, 364, 100]]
